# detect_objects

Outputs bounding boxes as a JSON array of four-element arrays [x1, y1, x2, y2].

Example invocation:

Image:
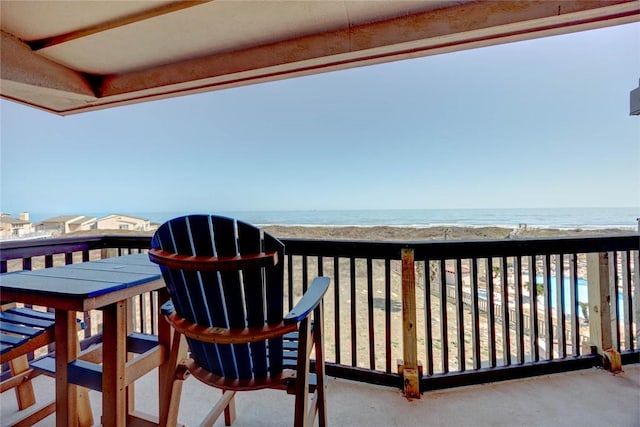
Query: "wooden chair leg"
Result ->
[[314, 302, 327, 427], [10, 355, 36, 410], [73, 330, 94, 427], [76, 386, 93, 427], [201, 390, 236, 427], [163, 378, 185, 427], [223, 391, 236, 426], [159, 330, 188, 427], [5, 357, 56, 427], [294, 317, 312, 427]]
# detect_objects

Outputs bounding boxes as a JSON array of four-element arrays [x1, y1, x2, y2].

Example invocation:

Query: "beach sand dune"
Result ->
[[263, 225, 631, 241], [59, 224, 632, 242]]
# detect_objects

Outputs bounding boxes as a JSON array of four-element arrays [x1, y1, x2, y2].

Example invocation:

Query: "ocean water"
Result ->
[[125, 207, 639, 230]]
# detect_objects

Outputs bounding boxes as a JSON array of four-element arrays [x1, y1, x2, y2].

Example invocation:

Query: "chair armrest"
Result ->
[[161, 276, 330, 326], [283, 277, 330, 325], [161, 300, 175, 316]]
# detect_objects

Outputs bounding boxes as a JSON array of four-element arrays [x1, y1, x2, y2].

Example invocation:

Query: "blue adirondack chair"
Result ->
[[149, 214, 329, 426]]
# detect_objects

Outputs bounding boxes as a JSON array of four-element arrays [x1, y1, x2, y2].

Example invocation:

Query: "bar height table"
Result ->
[[0, 253, 173, 426]]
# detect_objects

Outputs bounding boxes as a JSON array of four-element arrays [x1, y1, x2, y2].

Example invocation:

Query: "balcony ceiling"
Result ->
[[1, 0, 638, 115]]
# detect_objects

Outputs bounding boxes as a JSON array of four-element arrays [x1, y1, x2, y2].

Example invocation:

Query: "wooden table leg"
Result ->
[[102, 300, 127, 426], [126, 298, 136, 417], [157, 288, 187, 426], [55, 310, 78, 427]]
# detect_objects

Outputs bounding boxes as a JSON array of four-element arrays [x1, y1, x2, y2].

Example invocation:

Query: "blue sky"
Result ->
[[1, 22, 639, 219]]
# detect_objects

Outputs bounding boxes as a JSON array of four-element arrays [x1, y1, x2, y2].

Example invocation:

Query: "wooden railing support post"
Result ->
[[634, 247, 640, 351], [586, 252, 613, 355], [398, 248, 420, 398]]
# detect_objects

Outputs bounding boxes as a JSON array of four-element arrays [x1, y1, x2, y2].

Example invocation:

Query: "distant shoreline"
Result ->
[[23, 207, 639, 231], [255, 222, 638, 230]]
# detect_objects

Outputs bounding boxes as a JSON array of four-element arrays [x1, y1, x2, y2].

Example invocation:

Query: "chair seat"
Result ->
[[0, 307, 55, 363], [0, 304, 94, 427], [178, 330, 321, 391], [0, 305, 57, 427]]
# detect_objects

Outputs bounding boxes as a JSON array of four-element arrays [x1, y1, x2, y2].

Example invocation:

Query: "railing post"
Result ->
[[398, 248, 420, 398], [586, 252, 613, 355], [635, 248, 640, 351], [101, 248, 118, 259]]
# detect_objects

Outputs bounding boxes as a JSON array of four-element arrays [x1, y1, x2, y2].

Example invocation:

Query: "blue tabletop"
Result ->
[[0, 254, 162, 298]]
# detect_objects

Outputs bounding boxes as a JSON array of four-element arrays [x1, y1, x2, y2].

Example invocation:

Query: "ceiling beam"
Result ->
[[0, 31, 96, 111], [99, 1, 640, 98], [1, 0, 637, 115], [28, 0, 209, 51]]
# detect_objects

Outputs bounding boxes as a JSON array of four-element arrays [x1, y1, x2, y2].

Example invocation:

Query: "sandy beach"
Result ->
[[262, 224, 632, 241], [58, 221, 635, 242]]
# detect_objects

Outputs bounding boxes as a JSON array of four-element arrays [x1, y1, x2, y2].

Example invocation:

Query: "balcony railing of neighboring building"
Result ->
[[1, 233, 638, 394]]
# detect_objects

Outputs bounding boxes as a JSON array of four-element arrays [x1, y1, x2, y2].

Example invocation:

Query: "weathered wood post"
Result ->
[[586, 253, 615, 360], [634, 248, 640, 350], [101, 247, 117, 259], [398, 248, 420, 398], [587, 252, 620, 372]]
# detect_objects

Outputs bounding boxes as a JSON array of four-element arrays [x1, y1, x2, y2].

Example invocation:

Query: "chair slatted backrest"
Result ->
[[151, 215, 285, 380]]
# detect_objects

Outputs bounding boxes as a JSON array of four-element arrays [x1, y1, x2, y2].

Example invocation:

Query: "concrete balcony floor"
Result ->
[[2, 364, 638, 426]]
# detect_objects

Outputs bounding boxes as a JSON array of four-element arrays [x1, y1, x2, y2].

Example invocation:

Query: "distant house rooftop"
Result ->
[[99, 214, 150, 222], [39, 215, 84, 223], [68, 216, 96, 225], [35, 215, 97, 235], [0, 216, 30, 226]]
